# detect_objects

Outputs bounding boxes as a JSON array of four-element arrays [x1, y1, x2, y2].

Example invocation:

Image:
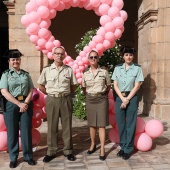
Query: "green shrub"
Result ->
[[73, 28, 122, 120]]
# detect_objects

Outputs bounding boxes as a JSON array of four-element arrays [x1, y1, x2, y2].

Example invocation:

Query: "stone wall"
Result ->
[[136, 0, 170, 120]]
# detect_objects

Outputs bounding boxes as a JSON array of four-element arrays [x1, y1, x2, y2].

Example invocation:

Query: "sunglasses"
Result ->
[[89, 56, 98, 60]]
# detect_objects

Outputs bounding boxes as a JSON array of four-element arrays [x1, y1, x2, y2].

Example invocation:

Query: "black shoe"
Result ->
[[99, 155, 105, 161], [122, 153, 131, 160], [64, 154, 76, 161], [117, 150, 124, 157], [43, 155, 56, 163], [9, 161, 17, 168], [87, 145, 96, 155], [24, 159, 36, 165]]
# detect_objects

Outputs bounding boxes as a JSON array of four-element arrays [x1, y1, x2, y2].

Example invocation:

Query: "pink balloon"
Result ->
[[77, 78, 82, 84], [65, 56, 72, 63], [21, 15, 30, 27], [109, 98, 115, 110], [108, 128, 119, 144], [57, 1, 65, 11], [100, 15, 112, 26], [48, 52, 54, 60], [48, 0, 60, 8], [114, 28, 122, 39], [89, 41, 96, 48], [98, 4, 110, 15], [38, 28, 50, 39], [120, 10, 128, 21], [83, 46, 91, 53], [97, 27, 106, 37], [0, 131, 7, 151], [120, 26, 125, 33], [42, 50, 49, 55], [83, 0, 93, 10], [53, 40, 61, 47], [108, 6, 119, 19], [78, 60, 84, 66], [109, 113, 116, 127], [32, 119, 42, 129], [35, 0, 49, 7], [37, 6, 50, 19], [79, 51, 86, 57], [82, 57, 89, 64], [145, 119, 164, 138], [29, 35, 39, 44], [25, 1, 38, 13], [39, 19, 51, 29], [112, 0, 124, 10], [76, 72, 82, 79], [112, 17, 124, 29], [96, 43, 104, 52], [73, 64, 79, 69], [134, 133, 152, 151], [135, 117, 146, 135], [19, 137, 22, 151], [105, 32, 115, 41], [90, 0, 101, 7], [104, 22, 115, 32], [62, 0, 70, 2], [92, 35, 104, 44], [65, 2, 72, 9], [100, 0, 112, 4], [0, 114, 6, 131], [28, 11, 41, 24], [32, 128, 41, 146], [33, 107, 42, 119], [49, 9, 57, 19], [45, 41, 54, 51], [69, 0, 80, 7], [37, 38, 47, 48], [31, 88, 40, 101], [79, 65, 85, 71], [35, 45, 42, 51], [103, 40, 111, 50], [28, 23, 40, 34]]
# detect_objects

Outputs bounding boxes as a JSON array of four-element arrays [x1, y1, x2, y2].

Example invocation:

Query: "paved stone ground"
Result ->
[[0, 115, 170, 170]]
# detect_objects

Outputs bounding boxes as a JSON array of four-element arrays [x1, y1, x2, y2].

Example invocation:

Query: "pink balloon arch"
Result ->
[[21, 0, 128, 85]]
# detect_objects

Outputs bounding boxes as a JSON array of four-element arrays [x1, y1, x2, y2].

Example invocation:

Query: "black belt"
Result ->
[[121, 91, 130, 97], [15, 96, 27, 101]]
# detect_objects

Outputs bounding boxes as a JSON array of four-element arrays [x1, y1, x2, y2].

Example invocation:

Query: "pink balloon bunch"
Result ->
[[0, 114, 7, 151], [21, 0, 127, 84], [108, 113, 164, 152]]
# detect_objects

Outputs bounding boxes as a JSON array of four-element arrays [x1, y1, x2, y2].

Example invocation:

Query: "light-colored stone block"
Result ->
[[162, 105, 170, 120]]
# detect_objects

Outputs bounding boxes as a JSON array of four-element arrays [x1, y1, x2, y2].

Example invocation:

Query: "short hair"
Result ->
[[88, 50, 99, 57], [52, 46, 65, 54]]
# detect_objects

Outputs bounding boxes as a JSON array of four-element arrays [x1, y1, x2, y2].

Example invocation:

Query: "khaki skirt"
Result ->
[[86, 94, 109, 127]]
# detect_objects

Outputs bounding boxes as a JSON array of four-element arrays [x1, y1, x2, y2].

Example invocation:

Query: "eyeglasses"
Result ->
[[89, 56, 98, 60], [54, 52, 65, 56]]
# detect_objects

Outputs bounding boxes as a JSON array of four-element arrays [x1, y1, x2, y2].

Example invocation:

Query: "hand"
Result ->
[[120, 103, 127, 109], [120, 98, 129, 109], [18, 102, 28, 113]]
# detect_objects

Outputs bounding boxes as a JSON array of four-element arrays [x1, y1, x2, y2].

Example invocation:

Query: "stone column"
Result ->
[[136, 0, 170, 120], [3, 0, 48, 86]]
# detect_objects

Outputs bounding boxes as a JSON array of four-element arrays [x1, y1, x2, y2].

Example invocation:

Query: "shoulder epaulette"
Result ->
[[2, 69, 10, 74], [115, 64, 123, 67], [134, 63, 141, 67], [21, 69, 29, 74], [44, 64, 51, 68]]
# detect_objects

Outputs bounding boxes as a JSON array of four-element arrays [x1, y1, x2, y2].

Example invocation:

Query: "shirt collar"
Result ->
[[121, 63, 134, 70]]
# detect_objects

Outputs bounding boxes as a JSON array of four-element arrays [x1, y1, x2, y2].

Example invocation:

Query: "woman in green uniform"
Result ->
[[82, 50, 111, 161], [111, 46, 144, 160], [0, 49, 36, 168]]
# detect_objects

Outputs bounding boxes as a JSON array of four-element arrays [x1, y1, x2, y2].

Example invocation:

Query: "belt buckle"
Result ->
[[18, 96, 24, 100], [121, 92, 126, 97]]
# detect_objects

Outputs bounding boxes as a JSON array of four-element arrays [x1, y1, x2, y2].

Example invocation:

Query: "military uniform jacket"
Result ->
[[82, 66, 111, 94], [0, 68, 34, 97], [37, 63, 77, 95], [111, 63, 144, 92]]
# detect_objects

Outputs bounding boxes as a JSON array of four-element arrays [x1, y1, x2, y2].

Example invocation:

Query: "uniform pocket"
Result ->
[[85, 77, 94, 86]]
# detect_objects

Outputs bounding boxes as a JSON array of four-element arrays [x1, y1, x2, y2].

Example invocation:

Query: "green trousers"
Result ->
[[46, 95, 73, 156], [4, 101, 33, 162], [115, 95, 138, 154]]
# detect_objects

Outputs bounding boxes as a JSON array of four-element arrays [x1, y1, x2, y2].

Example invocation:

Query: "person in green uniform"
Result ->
[[37, 46, 77, 163], [82, 50, 111, 161], [111, 46, 144, 160], [0, 49, 36, 168]]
